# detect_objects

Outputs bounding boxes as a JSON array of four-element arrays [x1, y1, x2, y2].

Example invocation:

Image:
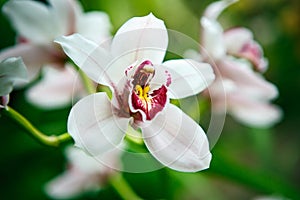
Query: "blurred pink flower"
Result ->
[[0, 0, 111, 108], [199, 0, 282, 127], [45, 146, 119, 199], [56, 14, 215, 172]]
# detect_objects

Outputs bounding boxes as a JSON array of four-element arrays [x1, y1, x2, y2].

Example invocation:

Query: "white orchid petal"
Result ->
[[49, 0, 82, 35], [0, 43, 62, 83], [142, 104, 212, 172], [0, 57, 28, 96], [26, 65, 83, 108], [45, 170, 100, 200], [183, 49, 203, 62], [229, 95, 282, 128], [220, 58, 278, 99], [67, 92, 129, 156], [55, 34, 113, 86], [223, 28, 253, 54], [66, 146, 107, 173], [157, 59, 215, 99], [3, 0, 57, 44], [224, 28, 268, 72], [201, 17, 226, 59], [204, 0, 238, 19], [78, 11, 112, 44], [111, 13, 168, 72]]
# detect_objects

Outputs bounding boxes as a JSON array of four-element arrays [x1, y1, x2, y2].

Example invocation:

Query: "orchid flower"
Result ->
[[0, 0, 111, 108], [56, 13, 215, 172], [198, 0, 282, 128], [26, 65, 85, 108], [45, 146, 119, 199], [0, 57, 27, 108]]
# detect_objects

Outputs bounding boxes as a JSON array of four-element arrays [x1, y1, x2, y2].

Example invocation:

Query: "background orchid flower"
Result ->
[[0, 0, 111, 108], [26, 65, 85, 109], [56, 13, 215, 172], [45, 146, 119, 199], [198, 0, 282, 128], [0, 57, 27, 108]]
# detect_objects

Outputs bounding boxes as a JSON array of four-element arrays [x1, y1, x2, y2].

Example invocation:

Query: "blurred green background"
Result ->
[[0, 0, 299, 199]]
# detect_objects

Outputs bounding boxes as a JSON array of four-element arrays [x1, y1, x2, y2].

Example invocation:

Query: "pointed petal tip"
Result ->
[[204, 0, 238, 20], [54, 34, 71, 44], [168, 151, 212, 173]]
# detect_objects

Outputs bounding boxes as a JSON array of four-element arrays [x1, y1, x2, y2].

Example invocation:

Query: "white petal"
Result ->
[[26, 65, 84, 108], [77, 11, 112, 44], [142, 104, 212, 172], [55, 34, 113, 86], [67, 92, 129, 156], [201, 0, 237, 59], [66, 146, 107, 173], [45, 170, 99, 199], [201, 17, 226, 59], [2, 0, 58, 44], [220, 58, 278, 100], [154, 59, 215, 99], [49, 0, 82, 35], [228, 94, 282, 128], [0, 43, 64, 84], [183, 49, 203, 62], [204, 0, 238, 19], [0, 57, 28, 96], [109, 14, 168, 83], [223, 28, 253, 54]]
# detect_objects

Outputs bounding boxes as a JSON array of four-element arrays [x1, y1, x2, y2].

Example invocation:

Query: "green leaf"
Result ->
[[0, 57, 28, 96]]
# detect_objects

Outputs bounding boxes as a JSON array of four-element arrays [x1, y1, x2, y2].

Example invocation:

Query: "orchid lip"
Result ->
[[131, 84, 168, 121], [125, 60, 169, 122]]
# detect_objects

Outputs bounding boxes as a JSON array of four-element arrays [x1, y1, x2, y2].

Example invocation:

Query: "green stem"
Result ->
[[78, 68, 96, 94], [109, 173, 142, 200], [4, 106, 72, 147]]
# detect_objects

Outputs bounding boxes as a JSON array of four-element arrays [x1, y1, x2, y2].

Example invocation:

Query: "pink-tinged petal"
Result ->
[[223, 28, 253, 55], [45, 146, 120, 199], [45, 170, 100, 200], [204, 0, 238, 19], [142, 104, 212, 172], [111, 13, 168, 70], [238, 41, 268, 72], [77, 12, 112, 44], [55, 34, 113, 86], [26, 65, 84, 108], [67, 92, 129, 156], [224, 28, 268, 72], [219, 58, 278, 100], [0, 43, 64, 83], [0, 95, 9, 108], [2, 0, 58, 44], [201, 17, 226, 59], [228, 94, 282, 128], [158, 59, 215, 99]]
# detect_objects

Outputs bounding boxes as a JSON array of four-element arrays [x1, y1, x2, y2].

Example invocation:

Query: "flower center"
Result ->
[[135, 85, 150, 101], [128, 60, 169, 122]]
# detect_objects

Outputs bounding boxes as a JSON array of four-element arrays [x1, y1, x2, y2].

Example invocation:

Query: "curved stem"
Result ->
[[4, 106, 72, 147], [109, 173, 142, 200]]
